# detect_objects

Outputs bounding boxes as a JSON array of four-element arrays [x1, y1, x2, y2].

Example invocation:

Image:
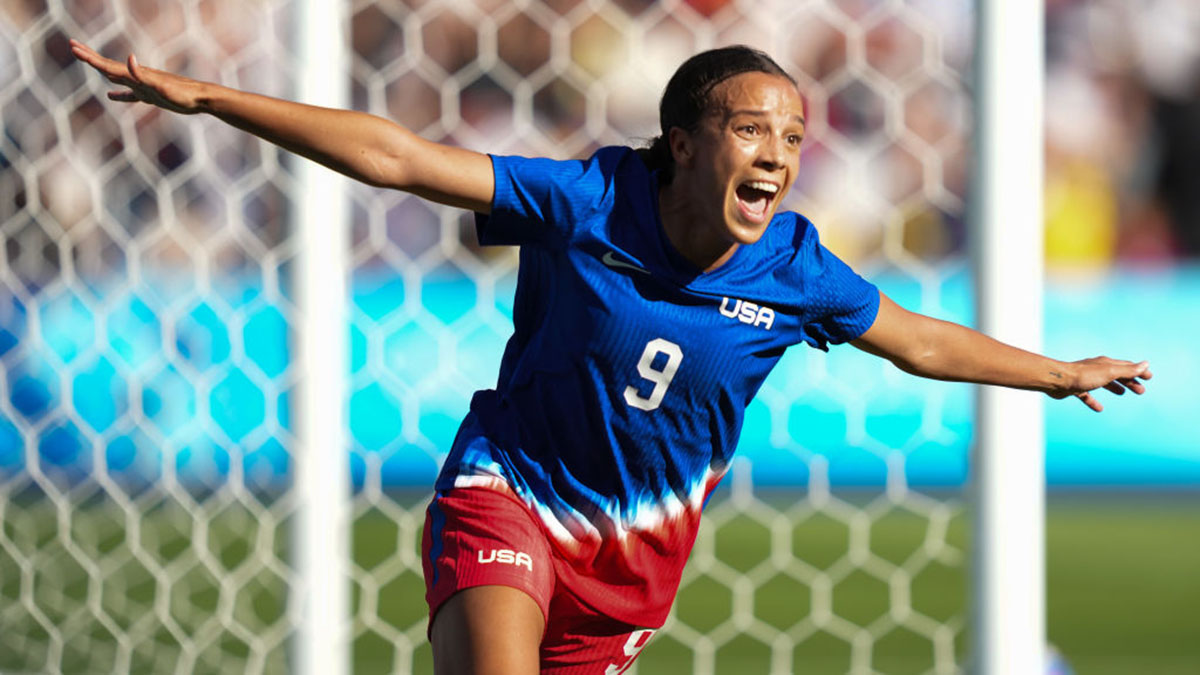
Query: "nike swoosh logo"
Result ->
[[601, 251, 650, 275]]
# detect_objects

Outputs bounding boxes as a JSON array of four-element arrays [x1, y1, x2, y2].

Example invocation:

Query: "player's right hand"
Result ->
[[70, 40, 209, 115]]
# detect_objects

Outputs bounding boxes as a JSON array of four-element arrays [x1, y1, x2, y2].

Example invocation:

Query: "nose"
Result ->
[[756, 133, 787, 171]]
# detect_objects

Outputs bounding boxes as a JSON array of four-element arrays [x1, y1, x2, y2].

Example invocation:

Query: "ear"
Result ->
[[668, 126, 694, 168]]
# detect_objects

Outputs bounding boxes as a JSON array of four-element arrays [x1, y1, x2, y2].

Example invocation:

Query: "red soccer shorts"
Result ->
[[422, 486, 656, 674]]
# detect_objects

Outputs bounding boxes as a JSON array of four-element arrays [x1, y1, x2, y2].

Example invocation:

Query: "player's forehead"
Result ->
[[707, 71, 805, 125]]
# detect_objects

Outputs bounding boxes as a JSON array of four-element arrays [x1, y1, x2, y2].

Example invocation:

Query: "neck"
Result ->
[[658, 180, 738, 273]]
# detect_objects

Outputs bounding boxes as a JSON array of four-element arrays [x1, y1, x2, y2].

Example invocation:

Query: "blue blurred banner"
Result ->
[[2, 265, 1196, 490]]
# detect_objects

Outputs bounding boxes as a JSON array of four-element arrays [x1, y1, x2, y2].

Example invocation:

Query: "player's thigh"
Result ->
[[430, 584, 545, 675], [422, 487, 554, 674]]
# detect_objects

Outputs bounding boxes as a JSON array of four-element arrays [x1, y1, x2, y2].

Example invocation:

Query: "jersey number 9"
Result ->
[[623, 338, 683, 411]]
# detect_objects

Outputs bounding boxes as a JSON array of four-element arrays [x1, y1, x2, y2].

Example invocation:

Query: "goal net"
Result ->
[[0, 1, 973, 673]]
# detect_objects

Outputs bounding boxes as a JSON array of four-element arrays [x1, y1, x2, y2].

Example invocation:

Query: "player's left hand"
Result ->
[[1048, 357, 1152, 412]]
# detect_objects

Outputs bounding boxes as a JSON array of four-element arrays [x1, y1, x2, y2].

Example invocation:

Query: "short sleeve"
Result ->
[[799, 229, 880, 350], [474, 149, 622, 249]]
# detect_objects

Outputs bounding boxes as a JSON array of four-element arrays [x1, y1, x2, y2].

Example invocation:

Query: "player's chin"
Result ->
[[724, 209, 774, 245], [720, 223, 767, 247]]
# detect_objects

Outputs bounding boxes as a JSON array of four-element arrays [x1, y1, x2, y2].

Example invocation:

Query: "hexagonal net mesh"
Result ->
[[1, 0, 974, 673]]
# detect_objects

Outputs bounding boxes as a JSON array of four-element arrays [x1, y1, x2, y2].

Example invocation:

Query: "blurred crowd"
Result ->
[[1043, 0, 1200, 267], [1, 0, 1197, 293]]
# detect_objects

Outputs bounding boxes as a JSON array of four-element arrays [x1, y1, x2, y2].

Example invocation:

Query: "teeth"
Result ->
[[744, 180, 778, 194]]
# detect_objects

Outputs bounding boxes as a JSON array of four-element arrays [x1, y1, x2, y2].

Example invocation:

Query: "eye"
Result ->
[[737, 124, 759, 136], [786, 134, 803, 147]]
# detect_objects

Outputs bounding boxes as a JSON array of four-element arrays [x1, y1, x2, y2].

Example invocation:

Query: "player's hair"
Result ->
[[638, 45, 796, 184]]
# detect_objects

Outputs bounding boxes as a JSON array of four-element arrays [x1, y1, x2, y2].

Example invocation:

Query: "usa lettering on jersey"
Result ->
[[478, 548, 533, 571], [719, 297, 775, 330]]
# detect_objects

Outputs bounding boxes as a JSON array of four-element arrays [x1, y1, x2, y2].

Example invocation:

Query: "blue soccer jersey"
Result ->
[[433, 146, 879, 624]]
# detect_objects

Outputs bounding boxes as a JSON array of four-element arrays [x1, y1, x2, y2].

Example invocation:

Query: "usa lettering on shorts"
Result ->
[[477, 549, 533, 571]]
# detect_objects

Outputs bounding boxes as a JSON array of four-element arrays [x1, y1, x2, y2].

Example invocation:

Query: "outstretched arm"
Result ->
[[70, 40, 494, 213], [851, 292, 1152, 412]]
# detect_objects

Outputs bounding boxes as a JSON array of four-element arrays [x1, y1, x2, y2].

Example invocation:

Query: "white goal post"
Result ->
[[293, 1, 351, 674], [971, 1, 1046, 673]]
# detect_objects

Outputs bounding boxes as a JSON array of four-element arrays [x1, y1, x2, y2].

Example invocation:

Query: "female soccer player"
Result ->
[[72, 41, 1151, 674]]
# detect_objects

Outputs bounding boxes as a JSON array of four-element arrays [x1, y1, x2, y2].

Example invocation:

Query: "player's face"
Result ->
[[680, 72, 805, 247]]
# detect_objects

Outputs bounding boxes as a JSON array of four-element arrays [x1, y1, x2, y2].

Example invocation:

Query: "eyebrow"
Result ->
[[728, 109, 807, 126]]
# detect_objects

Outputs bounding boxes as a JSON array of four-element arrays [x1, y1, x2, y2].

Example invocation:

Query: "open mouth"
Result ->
[[735, 180, 779, 223]]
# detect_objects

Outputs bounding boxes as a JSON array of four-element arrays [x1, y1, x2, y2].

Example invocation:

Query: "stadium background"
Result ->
[[1, 0, 1197, 673]]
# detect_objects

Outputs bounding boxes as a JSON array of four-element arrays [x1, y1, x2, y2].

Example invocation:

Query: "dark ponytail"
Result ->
[[637, 45, 795, 184], [636, 135, 675, 177]]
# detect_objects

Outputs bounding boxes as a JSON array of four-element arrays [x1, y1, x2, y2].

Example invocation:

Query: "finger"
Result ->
[[108, 90, 139, 102], [69, 39, 97, 60], [1119, 378, 1147, 395], [70, 40, 114, 69], [1077, 392, 1103, 412], [72, 43, 131, 83], [70, 42, 107, 69], [127, 54, 144, 83], [1124, 360, 1152, 378], [1102, 381, 1126, 396]]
